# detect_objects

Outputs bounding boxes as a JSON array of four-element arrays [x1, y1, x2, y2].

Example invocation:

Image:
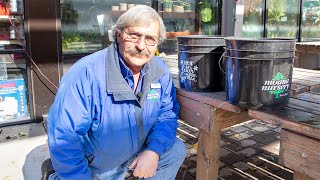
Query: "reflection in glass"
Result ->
[[301, 0, 320, 41], [200, 0, 218, 35], [266, 0, 299, 38], [242, 0, 263, 38]]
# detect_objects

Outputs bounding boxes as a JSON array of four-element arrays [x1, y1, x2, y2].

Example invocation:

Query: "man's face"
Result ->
[[116, 21, 160, 73]]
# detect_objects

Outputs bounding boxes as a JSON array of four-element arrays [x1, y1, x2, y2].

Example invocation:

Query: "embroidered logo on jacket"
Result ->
[[147, 89, 160, 101]]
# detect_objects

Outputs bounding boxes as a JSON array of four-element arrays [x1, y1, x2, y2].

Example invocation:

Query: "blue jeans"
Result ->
[[49, 138, 186, 180]]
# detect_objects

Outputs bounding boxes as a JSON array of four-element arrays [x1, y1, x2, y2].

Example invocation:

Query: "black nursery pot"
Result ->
[[224, 37, 296, 109], [177, 35, 225, 92]]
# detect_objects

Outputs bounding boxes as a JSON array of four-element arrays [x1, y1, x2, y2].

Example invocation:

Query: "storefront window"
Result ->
[[242, 0, 264, 38], [158, 0, 219, 53], [301, 0, 320, 41], [266, 0, 299, 38], [0, 0, 30, 124], [61, 0, 221, 55]]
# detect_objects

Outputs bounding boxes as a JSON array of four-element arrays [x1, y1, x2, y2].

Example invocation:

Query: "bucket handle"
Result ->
[[218, 52, 226, 74]]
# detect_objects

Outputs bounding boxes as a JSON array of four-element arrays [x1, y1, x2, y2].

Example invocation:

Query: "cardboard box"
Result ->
[[0, 79, 28, 121]]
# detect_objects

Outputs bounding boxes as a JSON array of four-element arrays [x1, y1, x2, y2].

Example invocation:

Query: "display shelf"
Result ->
[[159, 12, 197, 19], [0, 39, 24, 44], [0, 117, 32, 128], [110, 11, 197, 19], [0, 48, 25, 54], [0, 0, 31, 126], [0, 15, 23, 22]]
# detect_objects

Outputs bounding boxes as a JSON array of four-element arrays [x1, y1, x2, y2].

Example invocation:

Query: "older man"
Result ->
[[47, 5, 186, 180]]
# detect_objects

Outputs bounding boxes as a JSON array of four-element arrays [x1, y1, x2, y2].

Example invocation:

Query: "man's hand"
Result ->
[[128, 150, 159, 178]]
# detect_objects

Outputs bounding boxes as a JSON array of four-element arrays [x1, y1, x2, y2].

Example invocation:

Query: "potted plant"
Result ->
[[163, 0, 173, 12], [180, 0, 193, 12]]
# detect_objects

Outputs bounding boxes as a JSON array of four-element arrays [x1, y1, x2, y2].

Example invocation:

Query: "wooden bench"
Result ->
[[249, 91, 320, 180], [164, 55, 252, 179], [164, 54, 320, 179]]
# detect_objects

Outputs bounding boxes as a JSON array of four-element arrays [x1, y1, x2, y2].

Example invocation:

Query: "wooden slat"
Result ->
[[294, 92, 320, 104], [177, 94, 213, 132], [249, 107, 320, 140], [217, 108, 251, 129], [290, 84, 309, 97], [292, 79, 320, 89], [280, 129, 320, 180], [177, 88, 242, 113], [287, 98, 320, 115], [294, 67, 320, 74]]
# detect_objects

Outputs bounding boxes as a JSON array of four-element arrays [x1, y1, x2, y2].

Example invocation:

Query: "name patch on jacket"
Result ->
[[147, 89, 160, 101], [150, 83, 161, 89]]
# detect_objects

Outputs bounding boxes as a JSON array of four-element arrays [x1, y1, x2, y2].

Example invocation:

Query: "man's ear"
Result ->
[[116, 32, 121, 42]]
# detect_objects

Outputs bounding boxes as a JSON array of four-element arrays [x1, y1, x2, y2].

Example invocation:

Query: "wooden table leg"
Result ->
[[196, 127, 222, 180]]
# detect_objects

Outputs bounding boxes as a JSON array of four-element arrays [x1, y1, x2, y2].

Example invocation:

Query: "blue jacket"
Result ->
[[47, 43, 180, 179]]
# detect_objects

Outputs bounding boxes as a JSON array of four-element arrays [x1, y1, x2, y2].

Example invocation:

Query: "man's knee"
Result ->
[[168, 138, 187, 163]]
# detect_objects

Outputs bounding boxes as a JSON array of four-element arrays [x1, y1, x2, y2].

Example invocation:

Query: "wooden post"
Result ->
[[196, 108, 221, 180]]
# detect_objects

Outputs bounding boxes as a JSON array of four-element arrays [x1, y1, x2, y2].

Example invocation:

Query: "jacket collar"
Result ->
[[106, 43, 166, 105]]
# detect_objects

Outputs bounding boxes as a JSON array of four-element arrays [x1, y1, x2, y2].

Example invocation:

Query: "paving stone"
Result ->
[[255, 120, 267, 125], [220, 139, 227, 146], [243, 129, 260, 136], [251, 133, 278, 144], [176, 169, 195, 180], [229, 132, 253, 141], [272, 127, 281, 133], [220, 152, 246, 165], [261, 161, 282, 173], [232, 161, 251, 171], [249, 123, 271, 132], [239, 139, 257, 147], [238, 147, 258, 158], [243, 120, 260, 128], [245, 168, 268, 179], [274, 169, 293, 180], [263, 130, 280, 138], [258, 150, 279, 163], [222, 130, 236, 136], [259, 140, 280, 155], [229, 125, 250, 133], [265, 123, 279, 129], [218, 167, 248, 180], [184, 156, 197, 169], [251, 142, 265, 149], [220, 147, 232, 158], [176, 118, 285, 180], [219, 161, 226, 168], [244, 156, 266, 166], [223, 142, 245, 152], [221, 135, 242, 146], [188, 167, 196, 178]]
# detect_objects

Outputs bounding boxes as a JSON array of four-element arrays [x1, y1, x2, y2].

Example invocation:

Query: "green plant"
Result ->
[[200, 0, 216, 35], [267, 0, 286, 37], [62, 33, 83, 52]]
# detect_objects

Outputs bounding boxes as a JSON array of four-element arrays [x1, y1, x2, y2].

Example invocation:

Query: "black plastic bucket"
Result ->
[[179, 45, 221, 53], [177, 35, 225, 46], [177, 35, 225, 92], [224, 37, 296, 109]]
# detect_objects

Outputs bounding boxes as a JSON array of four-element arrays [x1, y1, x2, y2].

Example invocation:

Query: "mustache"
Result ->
[[127, 46, 150, 57]]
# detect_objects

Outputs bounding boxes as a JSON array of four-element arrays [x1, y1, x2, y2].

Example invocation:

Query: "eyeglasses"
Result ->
[[121, 30, 159, 46]]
